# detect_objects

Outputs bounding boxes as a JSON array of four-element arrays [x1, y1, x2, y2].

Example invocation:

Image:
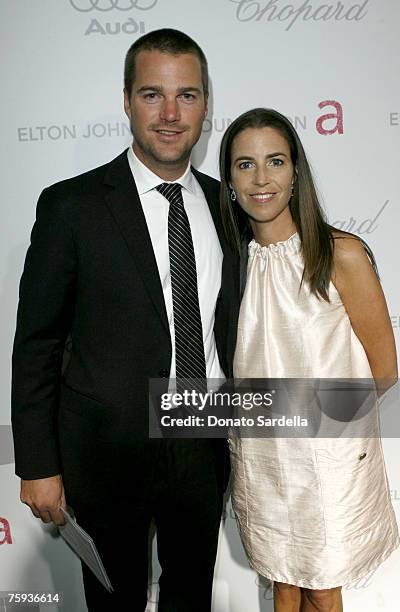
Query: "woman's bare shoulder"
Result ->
[[331, 230, 370, 268]]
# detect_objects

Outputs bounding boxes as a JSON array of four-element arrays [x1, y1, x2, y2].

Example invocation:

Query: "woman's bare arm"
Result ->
[[332, 235, 397, 395]]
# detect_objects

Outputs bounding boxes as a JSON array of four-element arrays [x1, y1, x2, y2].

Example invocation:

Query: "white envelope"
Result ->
[[58, 507, 113, 593]]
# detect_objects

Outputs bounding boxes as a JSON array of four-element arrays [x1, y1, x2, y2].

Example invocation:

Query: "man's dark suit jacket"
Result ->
[[11, 150, 239, 508]]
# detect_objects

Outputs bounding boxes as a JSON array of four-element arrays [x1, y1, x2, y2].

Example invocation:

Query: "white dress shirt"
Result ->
[[127, 147, 224, 380]]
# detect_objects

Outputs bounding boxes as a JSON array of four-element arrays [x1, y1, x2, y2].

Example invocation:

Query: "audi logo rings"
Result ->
[[69, 0, 157, 12]]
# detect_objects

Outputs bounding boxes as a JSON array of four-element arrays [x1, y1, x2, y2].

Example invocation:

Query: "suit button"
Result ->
[[159, 369, 170, 378], [358, 452, 367, 460]]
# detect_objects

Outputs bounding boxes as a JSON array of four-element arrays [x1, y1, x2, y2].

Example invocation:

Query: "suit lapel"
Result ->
[[103, 151, 169, 334], [191, 168, 226, 252]]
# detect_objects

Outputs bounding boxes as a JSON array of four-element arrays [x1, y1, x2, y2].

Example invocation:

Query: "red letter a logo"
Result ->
[[316, 100, 344, 135], [0, 516, 12, 544]]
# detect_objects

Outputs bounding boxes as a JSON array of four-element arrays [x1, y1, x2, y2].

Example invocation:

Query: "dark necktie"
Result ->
[[156, 183, 207, 382]]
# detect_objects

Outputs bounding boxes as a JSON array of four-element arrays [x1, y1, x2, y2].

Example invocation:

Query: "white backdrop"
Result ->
[[1, 1, 399, 610]]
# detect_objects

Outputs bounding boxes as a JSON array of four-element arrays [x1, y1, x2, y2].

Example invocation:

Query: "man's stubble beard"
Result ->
[[131, 123, 202, 169], [138, 140, 192, 167]]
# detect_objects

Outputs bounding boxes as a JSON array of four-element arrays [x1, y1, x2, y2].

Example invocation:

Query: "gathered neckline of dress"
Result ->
[[249, 232, 301, 259]]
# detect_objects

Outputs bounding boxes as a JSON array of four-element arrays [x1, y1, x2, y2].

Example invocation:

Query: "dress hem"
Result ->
[[247, 536, 400, 590]]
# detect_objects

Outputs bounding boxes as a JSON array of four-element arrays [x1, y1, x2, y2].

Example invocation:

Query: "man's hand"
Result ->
[[20, 474, 67, 526]]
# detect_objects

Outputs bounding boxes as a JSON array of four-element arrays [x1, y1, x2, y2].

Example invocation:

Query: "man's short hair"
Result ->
[[124, 28, 209, 99]]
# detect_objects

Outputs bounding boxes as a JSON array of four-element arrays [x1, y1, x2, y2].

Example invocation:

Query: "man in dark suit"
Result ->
[[12, 29, 238, 612]]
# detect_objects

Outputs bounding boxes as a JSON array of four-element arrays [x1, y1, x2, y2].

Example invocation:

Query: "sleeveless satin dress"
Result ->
[[230, 233, 399, 589]]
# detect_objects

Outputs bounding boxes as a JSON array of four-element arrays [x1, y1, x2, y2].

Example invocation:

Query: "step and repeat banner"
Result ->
[[1, 1, 399, 611]]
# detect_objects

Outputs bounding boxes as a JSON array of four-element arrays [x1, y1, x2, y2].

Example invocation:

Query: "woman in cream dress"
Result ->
[[219, 108, 399, 611]]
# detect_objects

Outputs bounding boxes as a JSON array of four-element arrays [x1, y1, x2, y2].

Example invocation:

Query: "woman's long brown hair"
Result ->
[[219, 108, 377, 301]]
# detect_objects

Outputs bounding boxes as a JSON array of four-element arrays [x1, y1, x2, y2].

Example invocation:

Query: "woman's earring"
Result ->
[[290, 183, 294, 198], [230, 189, 237, 202]]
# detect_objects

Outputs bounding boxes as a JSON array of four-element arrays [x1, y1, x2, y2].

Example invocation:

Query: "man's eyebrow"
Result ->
[[177, 87, 202, 94], [135, 85, 203, 95], [136, 85, 163, 94]]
